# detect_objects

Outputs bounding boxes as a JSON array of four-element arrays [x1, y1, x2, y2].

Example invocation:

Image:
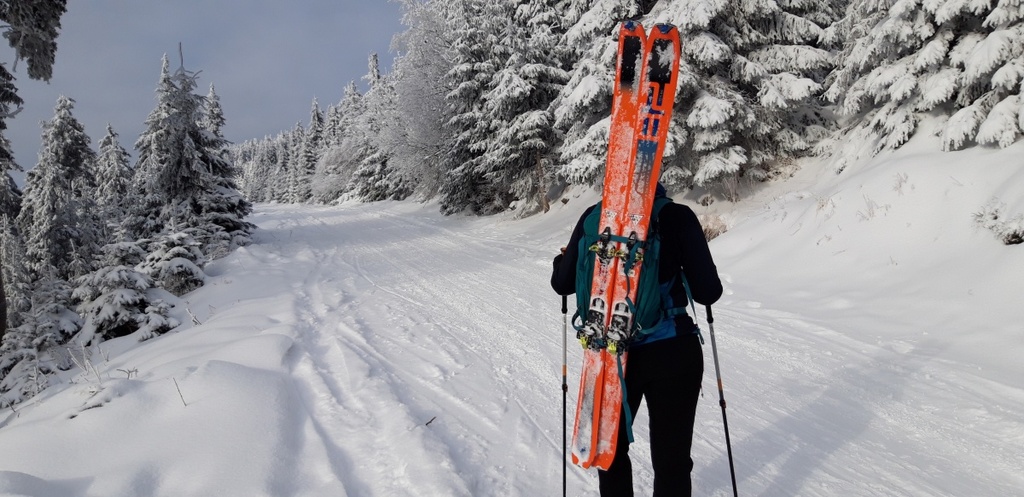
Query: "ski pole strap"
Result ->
[[681, 275, 705, 344], [616, 354, 635, 444]]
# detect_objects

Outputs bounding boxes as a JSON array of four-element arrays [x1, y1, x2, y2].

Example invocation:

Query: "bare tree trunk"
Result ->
[[535, 151, 550, 213], [0, 269, 6, 341]]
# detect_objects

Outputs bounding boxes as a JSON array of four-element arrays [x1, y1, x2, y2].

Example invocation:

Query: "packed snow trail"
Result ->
[[245, 201, 1024, 496], [0, 192, 1022, 496], [249, 203, 581, 496]]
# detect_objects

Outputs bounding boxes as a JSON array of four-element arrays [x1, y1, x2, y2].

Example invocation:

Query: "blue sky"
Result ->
[[5, 1, 404, 185]]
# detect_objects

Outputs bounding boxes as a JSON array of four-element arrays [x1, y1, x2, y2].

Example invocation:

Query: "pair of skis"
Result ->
[[571, 21, 681, 470]]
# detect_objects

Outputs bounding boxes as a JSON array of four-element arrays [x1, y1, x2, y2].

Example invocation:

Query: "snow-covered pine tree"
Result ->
[[0, 0, 67, 82], [0, 64, 23, 221], [554, 0, 643, 185], [132, 54, 251, 259], [825, 0, 1024, 162], [314, 82, 368, 203], [0, 216, 31, 336], [0, 0, 70, 221], [658, 0, 835, 199], [322, 103, 340, 148], [136, 228, 205, 297], [0, 0, 69, 221], [73, 240, 175, 344], [285, 122, 306, 204], [0, 272, 79, 404], [236, 138, 277, 203], [16, 95, 100, 282], [349, 54, 413, 202], [477, 0, 571, 214], [200, 83, 226, 139], [437, 0, 507, 214], [296, 99, 323, 203], [95, 125, 133, 235], [129, 55, 178, 239], [0, 1, 70, 221], [556, 0, 836, 199], [265, 133, 286, 203], [194, 88, 253, 257]]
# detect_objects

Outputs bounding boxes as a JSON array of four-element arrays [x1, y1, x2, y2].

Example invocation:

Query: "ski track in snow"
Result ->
[[246, 203, 1024, 497], [251, 205, 580, 496]]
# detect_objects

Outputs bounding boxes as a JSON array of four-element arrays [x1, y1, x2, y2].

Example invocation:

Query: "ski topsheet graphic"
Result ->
[[571, 21, 681, 470]]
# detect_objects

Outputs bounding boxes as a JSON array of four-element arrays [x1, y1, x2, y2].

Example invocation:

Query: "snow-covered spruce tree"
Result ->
[[235, 138, 278, 203], [0, 0, 70, 220], [0, 272, 80, 404], [255, 139, 281, 203], [136, 228, 205, 297], [16, 95, 100, 282], [284, 121, 306, 204], [0, 0, 67, 82], [323, 102, 342, 148], [349, 54, 414, 202], [313, 82, 369, 203], [199, 83, 226, 139], [0, 216, 31, 336], [128, 55, 178, 239], [294, 99, 323, 203], [483, 0, 571, 214], [242, 133, 286, 204], [0, 64, 23, 221], [73, 240, 176, 344], [661, 0, 835, 198], [94, 125, 133, 235], [554, 0, 645, 186], [437, 0, 509, 214], [556, 0, 836, 199], [825, 0, 1024, 164], [132, 55, 251, 263], [195, 85, 253, 257]]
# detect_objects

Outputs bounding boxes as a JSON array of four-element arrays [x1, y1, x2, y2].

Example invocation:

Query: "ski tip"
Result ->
[[622, 20, 642, 32]]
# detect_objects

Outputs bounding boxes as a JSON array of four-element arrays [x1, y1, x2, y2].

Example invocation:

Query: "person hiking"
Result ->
[[550, 183, 723, 497]]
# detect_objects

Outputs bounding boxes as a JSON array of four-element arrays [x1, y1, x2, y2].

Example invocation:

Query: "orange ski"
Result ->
[[571, 20, 647, 469], [591, 23, 681, 471], [571, 22, 681, 471]]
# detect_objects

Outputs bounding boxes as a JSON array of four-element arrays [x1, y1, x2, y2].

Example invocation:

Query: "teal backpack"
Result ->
[[572, 196, 694, 350]]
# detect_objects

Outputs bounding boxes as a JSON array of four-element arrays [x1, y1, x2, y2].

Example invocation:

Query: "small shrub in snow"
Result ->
[[975, 200, 1024, 245], [699, 213, 729, 241]]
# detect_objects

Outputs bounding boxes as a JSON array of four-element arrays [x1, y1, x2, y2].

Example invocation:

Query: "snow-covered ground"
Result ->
[[1, 135, 1022, 496]]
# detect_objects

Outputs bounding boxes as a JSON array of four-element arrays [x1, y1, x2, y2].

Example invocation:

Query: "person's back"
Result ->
[[551, 192, 722, 496]]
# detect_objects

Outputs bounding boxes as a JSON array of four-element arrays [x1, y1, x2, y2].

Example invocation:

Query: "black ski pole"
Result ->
[[706, 305, 738, 497], [561, 295, 569, 497]]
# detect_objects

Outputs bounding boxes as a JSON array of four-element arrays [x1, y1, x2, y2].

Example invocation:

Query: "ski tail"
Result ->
[[570, 348, 604, 468]]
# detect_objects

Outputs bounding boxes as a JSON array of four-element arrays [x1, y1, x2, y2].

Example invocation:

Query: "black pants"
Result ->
[[598, 333, 704, 497]]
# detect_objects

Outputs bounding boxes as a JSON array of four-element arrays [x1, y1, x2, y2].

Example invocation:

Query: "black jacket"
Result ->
[[550, 200, 723, 332]]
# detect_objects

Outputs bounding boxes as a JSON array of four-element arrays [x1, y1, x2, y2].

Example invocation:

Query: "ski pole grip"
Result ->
[[562, 295, 568, 315], [706, 305, 714, 324]]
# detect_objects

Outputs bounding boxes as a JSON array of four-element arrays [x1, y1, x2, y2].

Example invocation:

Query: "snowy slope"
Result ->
[[0, 139, 1022, 496]]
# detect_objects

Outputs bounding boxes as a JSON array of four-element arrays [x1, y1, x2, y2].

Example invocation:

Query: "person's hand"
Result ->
[[560, 246, 566, 255]]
